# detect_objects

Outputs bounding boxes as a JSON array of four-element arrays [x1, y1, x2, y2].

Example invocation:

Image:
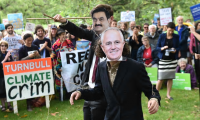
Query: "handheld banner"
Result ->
[[172, 73, 191, 90], [25, 23, 35, 32], [190, 3, 200, 21], [76, 41, 90, 50], [159, 8, 172, 25], [153, 14, 160, 25], [3, 19, 9, 25], [0, 24, 5, 31], [121, 11, 135, 22], [7, 13, 24, 30], [145, 67, 158, 85], [3, 58, 55, 102], [60, 49, 89, 92]]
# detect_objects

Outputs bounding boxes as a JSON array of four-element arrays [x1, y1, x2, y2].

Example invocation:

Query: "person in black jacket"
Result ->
[[0, 41, 13, 111], [129, 26, 143, 60], [53, 4, 114, 120], [70, 28, 161, 120]]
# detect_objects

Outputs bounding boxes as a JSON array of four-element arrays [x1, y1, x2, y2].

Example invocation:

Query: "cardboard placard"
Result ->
[[121, 11, 135, 22], [172, 73, 191, 90], [145, 67, 158, 85], [190, 3, 200, 21], [7, 13, 24, 30], [159, 8, 172, 25]]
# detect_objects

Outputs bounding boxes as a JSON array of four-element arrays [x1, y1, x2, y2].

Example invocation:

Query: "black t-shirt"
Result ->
[[33, 37, 51, 57], [162, 38, 175, 60], [19, 45, 40, 60], [129, 35, 143, 49]]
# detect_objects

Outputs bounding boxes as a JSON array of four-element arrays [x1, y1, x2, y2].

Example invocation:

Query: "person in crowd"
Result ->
[[137, 25, 142, 34], [0, 41, 13, 111], [186, 19, 191, 23], [176, 58, 199, 89], [129, 26, 143, 60], [33, 25, 52, 58], [141, 23, 149, 36], [110, 19, 117, 27], [68, 33, 79, 50], [87, 25, 92, 30], [175, 16, 189, 58], [70, 28, 161, 120], [51, 29, 74, 100], [156, 18, 163, 34], [146, 24, 160, 47], [137, 36, 159, 67], [53, 4, 113, 120], [3, 24, 24, 61], [189, 22, 200, 56], [120, 22, 129, 39], [156, 22, 180, 100], [2, 30, 7, 38], [18, 33, 41, 111], [48, 25, 58, 45], [0, 32, 2, 40], [127, 21, 136, 36]]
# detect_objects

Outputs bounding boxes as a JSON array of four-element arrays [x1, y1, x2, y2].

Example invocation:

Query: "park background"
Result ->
[[0, 0, 200, 119]]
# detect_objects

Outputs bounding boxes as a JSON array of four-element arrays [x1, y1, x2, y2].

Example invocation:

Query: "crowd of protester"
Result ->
[[0, 5, 199, 117]]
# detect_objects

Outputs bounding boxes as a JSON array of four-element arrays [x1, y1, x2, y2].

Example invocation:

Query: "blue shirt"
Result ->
[[176, 26, 183, 42]]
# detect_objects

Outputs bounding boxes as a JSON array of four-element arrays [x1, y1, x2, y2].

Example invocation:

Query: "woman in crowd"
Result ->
[[129, 26, 143, 60], [18, 33, 41, 111], [51, 29, 74, 100], [176, 58, 198, 89], [120, 22, 129, 39], [0, 41, 13, 111], [137, 36, 159, 67], [68, 33, 79, 50], [156, 22, 180, 100]]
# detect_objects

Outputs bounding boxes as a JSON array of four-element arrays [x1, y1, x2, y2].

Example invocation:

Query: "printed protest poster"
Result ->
[[159, 8, 172, 25], [7, 13, 24, 30], [0, 24, 5, 31], [3, 35, 22, 50], [25, 23, 35, 32], [145, 67, 158, 85], [3, 58, 54, 102], [60, 49, 89, 92], [172, 73, 191, 90], [76, 41, 90, 50], [121, 11, 135, 22], [3, 19, 9, 25], [153, 14, 160, 25], [190, 3, 200, 21]]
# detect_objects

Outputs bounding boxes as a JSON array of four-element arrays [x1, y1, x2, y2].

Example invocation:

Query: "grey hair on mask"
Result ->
[[101, 27, 124, 43]]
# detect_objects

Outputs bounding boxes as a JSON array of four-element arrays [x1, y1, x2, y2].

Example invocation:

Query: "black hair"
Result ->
[[23, 33, 33, 40], [34, 25, 44, 35], [167, 22, 175, 29], [91, 7, 110, 19], [157, 18, 160, 21], [144, 23, 149, 26], [133, 26, 139, 29], [5, 24, 13, 29], [195, 21, 200, 30], [80, 24, 87, 29]]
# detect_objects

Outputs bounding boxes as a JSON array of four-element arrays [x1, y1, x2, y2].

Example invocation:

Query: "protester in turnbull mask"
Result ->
[[53, 4, 114, 120], [70, 27, 161, 120]]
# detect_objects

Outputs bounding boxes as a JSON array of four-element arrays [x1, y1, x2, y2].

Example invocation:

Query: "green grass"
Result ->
[[0, 88, 199, 120]]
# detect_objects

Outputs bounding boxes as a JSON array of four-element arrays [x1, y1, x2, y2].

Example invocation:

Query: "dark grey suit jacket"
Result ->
[[80, 58, 161, 120]]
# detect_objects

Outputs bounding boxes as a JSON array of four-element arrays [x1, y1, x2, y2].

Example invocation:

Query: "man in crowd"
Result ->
[[176, 16, 189, 58], [141, 23, 149, 36], [146, 24, 160, 46], [53, 4, 113, 120], [48, 25, 57, 45], [110, 19, 117, 27], [70, 27, 161, 120], [33, 25, 52, 58], [3, 24, 24, 61], [127, 21, 136, 36]]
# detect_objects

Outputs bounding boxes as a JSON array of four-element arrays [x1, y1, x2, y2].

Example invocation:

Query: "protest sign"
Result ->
[[153, 14, 160, 25], [76, 41, 90, 50], [0, 24, 5, 30], [172, 73, 191, 90], [145, 67, 158, 85], [7, 13, 24, 30], [190, 3, 200, 21], [25, 22, 35, 32], [60, 49, 89, 92], [3, 19, 9, 25], [159, 8, 172, 25], [3, 35, 22, 50], [3, 58, 54, 102], [121, 11, 135, 22]]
